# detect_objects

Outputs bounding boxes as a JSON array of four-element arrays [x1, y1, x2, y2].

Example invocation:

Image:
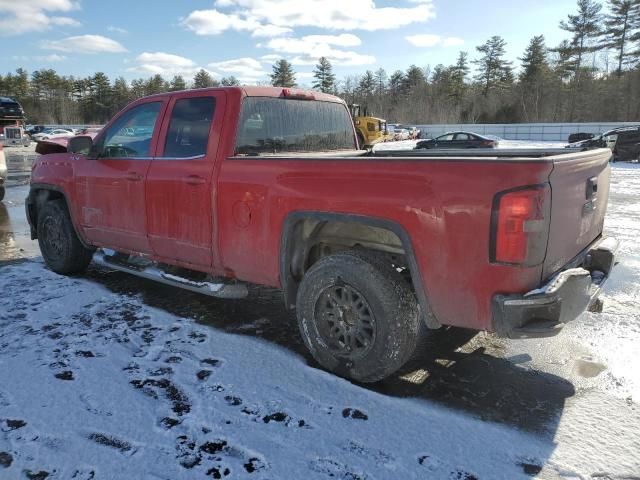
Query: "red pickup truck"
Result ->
[[26, 86, 618, 382]]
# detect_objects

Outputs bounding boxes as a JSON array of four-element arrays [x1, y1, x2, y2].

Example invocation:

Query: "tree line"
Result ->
[[1, 0, 639, 125]]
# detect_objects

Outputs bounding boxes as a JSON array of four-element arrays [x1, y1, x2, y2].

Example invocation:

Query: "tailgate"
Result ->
[[543, 148, 612, 280]]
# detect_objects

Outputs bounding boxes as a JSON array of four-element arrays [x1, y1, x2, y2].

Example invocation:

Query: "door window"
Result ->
[[162, 97, 216, 158], [454, 133, 470, 140], [437, 134, 454, 141], [94, 102, 162, 159]]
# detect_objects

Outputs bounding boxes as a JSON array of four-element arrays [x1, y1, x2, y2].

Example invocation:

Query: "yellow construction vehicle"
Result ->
[[349, 104, 389, 148]]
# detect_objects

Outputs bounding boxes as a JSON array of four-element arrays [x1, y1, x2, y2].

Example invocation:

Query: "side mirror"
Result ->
[[68, 135, 93, 155]]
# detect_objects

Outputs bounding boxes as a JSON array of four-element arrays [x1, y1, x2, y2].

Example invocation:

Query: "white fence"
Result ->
[[414, 122, 640, 141]]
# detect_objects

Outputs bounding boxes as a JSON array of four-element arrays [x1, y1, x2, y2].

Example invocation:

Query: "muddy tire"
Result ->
[[296, 250, 420, 383], [0, 186, 5, 202], [37, 199, 94, 274]]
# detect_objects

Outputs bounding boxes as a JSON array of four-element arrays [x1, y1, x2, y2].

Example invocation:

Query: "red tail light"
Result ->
[[490, 185, 550, 265]]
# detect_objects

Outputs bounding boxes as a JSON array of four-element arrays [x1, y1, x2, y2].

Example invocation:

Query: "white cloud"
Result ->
[[187, 0, 436, 32], [262, 34, 375, 66], [260, 54, 282, 63], [107, 26, 128, 34], [406, 34, 464, 48], [42, 34, 127, 53], [208, 57, 269, 82], [38, 54, 68, 62], [181, 9, 291, 37], [128, 52, 202, 77], [49, 16, 81, 26], [0, 0, 80, 36]]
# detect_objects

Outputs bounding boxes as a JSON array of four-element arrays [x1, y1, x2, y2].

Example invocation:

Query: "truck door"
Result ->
[[75, 99, 166, 254], [145, 91, 225, 268]]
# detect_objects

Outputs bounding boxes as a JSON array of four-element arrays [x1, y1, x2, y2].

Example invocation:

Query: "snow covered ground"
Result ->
[[1, 164, 639, 479]]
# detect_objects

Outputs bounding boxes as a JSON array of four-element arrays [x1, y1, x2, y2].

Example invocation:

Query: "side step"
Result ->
[[93, 250, 248, 299]]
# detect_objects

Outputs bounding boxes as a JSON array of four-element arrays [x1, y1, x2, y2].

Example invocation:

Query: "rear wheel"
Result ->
[[296, 250, 420, 383], [37, 199, 94, 274]]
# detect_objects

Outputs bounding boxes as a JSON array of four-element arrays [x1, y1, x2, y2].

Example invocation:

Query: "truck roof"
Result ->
[[139, 86, 345, 104]]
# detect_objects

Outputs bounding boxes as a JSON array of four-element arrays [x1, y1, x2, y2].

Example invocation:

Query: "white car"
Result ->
[[32, 129, 74, 141], [394, 128, 411, 141]]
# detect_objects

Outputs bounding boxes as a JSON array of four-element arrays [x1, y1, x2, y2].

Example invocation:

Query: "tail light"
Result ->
[[490, 185, 551, 266], [481, 140, 495, 147]]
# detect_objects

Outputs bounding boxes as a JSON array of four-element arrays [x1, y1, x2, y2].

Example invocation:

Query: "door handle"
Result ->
[[126, 172, 143, 182], [182, 175, 206, 185]]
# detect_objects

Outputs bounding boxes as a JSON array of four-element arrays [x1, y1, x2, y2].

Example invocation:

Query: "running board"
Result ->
[[93, 251, 248, 299]]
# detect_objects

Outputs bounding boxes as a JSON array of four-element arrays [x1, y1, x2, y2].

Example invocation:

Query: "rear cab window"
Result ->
[[235, 97, 356, 155]]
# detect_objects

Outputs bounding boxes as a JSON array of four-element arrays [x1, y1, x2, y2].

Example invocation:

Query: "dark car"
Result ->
[[415, 131, 497, 149], [606, 126, 640, 162], [569, 126, 640, 162], [0, 97, 25, 119], [27, 125, 46, 136], [568, 132, 595, 143]]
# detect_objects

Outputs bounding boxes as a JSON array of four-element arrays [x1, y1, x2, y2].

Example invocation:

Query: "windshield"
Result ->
[[235, 97, 356, 155]]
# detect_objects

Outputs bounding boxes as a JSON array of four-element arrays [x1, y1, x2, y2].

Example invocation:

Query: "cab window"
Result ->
[[162, 97, 216, 158], [94, 102, 162, 159]]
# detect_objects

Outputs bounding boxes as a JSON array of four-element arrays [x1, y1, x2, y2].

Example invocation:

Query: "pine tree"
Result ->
[[357, 70, 375, 97], [559, 0, 603, 76], [145, 74, 167, 95], [403, 65, 426, 92], [473, 36, 513, 94], [599, 0, 640, 76], [270, 59, 296, 87], [449, 51, 469, 102], [312, 57, 336, 93], [373, 68, 387, 95], [193, 69, 216, 88], [221, 76, 240, 86], [169, 75, 186, 91], [520, 35, 550, 82], [111, 77, 130, 113], [388, 70, 404, 97]]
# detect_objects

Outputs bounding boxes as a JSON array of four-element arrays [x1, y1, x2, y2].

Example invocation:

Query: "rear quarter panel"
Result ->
[[217, 157, 553, 331]]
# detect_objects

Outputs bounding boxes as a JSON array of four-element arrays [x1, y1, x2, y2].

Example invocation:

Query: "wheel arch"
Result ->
[[279, 211, 440, 328], [27, 183, 91, 248]]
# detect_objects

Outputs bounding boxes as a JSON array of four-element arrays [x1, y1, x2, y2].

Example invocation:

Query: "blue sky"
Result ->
[[0, 0, 579, 86]]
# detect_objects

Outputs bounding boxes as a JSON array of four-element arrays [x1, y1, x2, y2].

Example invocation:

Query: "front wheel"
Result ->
[[296, 250, 420, 383], [37, 199, 94, 274], [0, 186, 5, 202]]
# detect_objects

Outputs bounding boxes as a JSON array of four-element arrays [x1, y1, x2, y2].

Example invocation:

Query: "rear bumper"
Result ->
[[492, 236, 619, 338]]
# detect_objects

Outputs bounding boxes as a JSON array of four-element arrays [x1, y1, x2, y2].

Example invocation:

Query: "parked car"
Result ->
[[568, 126, 640, 162], [0, 97, 25, 118], [416, 131, 497, 149], [32, 128, 74, 141], [394, 128, 411, 141], [397, 125, 420, 139], [27, 86, 617, 383], [0, 143, 6, 201], [568, 132, 595, 143], [26, 125, 46, 136]]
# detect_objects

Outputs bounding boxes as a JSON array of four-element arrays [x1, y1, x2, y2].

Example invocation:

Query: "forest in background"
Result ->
[[1, 0, 639, 125]]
